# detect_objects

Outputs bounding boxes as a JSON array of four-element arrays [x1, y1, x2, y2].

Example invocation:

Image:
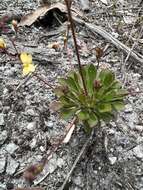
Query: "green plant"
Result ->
[[55, 64, 127, 132]]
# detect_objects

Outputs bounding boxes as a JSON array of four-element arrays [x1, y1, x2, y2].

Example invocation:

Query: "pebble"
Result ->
[[0, 156, 6, 173], [108, 129, 115, 135], [73, 176, 83, 187], [0, 182, 6, 190], [27, 122, 36, 130], [133, 145, 143, 159], [26, 109, 36, 116], [57, 158, 65, 168], [0, 113, 5, 126], [46, 121, 54, 128], [134, 125, 143, 132], [6, 158, 19, 175], [39, 146, 45, 152], [6, 143, 19, 155], [108, 156, 117, 165], [124, 104, 133, 113], [30, 138, 37, 149]]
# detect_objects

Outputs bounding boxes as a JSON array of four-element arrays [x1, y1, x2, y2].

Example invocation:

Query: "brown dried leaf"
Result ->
[[18, 3, 83, 27], [95, 47, 104, 60], [18, 5, 49, 26]]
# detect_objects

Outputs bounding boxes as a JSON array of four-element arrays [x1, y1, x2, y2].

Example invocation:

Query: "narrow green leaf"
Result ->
[[99, 112, 114, 122], [87, 113, 98, 128], [77, 110, 89, 120], [98, 103, 112, 113], [99, 69, 115, 87], [87, 64, 97, 95], [112, 101, 125, 111], [65, 77, 79, 93], [60, 107, 77, 120]]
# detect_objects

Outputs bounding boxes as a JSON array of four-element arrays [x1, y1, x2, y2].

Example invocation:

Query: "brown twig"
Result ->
[[59, 128, 94, 190], [8, 37, 19, 55], [33, 73, 55, 90], [64, 0, 88, 96]]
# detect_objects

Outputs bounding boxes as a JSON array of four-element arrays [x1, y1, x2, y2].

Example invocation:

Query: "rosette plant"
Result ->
[[55, 64, 126, 132]]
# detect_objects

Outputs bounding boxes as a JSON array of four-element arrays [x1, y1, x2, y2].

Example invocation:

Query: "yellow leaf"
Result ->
[[23, 63, 36, 76], [20, 52, 32, 65], [0, 37, 6, 49]]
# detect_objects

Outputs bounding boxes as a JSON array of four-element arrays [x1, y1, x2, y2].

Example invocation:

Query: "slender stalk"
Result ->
[[33, 73, 55, 90], [64, 0, 88, 96], [9, 37, 19, 55]]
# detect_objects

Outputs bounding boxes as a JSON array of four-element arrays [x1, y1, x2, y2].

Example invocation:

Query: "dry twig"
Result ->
[[59, 129, 94, 190]]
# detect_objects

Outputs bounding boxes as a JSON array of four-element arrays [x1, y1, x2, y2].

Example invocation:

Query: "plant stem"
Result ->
[[9, 37, 19, 55], [33, 73, 55, 90], [96, 58, 100, 70], [64, 0, 88, 96]]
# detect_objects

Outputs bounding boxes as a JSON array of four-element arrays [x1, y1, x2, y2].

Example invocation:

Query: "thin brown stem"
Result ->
[[64, 0, 88, 96], [9, 37, 19, 55], [96, 58, 100, 70], [33, 73, 55, 90]]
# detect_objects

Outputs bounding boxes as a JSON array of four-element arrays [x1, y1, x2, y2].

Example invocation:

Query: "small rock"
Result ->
[[108, 129, 115, 135], [111, 32, 119, 38], [0, 182, 6, 190], [108, 156, 117, 165], [0, 113, 5, 126], [124, 104, 133, 113], [0, 130, 7, 145], [46, 121, 54, 128], [73, 176, 83, 187], [39, 146, 45, 152], [135, 125, 143, 132], [30, 138, 37, 149], [6, 143, 19, 155], [0, 156, 6, 173], [26, 109, 36, 116], [6, 158, 19, 175], [27, 122, 36, 130], [4, 69, 14, 77], [133, 145, 143, 159], [57, 158, 64, 168]]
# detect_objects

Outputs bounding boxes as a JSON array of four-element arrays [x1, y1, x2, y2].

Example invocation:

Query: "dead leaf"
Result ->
[[48, 42, 60, 50], [63, 123, 75, 143], [95, 47, 104, 60], [18, 3, 83, 27], [18, 5, 49, 26]]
